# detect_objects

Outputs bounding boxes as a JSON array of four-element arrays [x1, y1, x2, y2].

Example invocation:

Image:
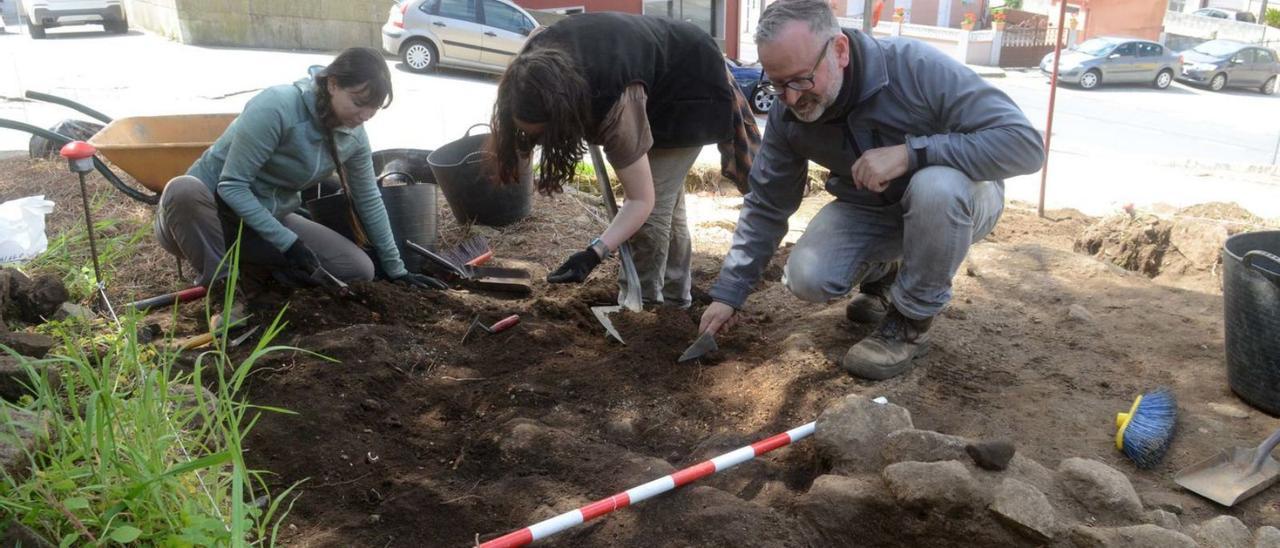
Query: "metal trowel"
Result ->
[[1174, 426, 1280, 507], [678, 332, 718, 362], [591, 305, 625, 344]]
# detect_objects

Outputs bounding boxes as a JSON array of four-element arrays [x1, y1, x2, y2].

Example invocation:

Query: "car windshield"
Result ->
[[1192, 41, 1241, 58], [1075, 39, 1114, 56]]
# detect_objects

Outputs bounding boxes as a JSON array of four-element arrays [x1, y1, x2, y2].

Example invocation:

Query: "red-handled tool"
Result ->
[[462, 314, 520, 344], [126, 286, 209, 313]]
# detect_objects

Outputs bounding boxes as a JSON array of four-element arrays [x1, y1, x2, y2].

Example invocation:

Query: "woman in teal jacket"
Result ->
[[154, 47, 439, 292]]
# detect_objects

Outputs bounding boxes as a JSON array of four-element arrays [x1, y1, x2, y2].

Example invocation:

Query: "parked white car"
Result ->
[[19, 0, 128, 39], [381, 0, 539, 75]]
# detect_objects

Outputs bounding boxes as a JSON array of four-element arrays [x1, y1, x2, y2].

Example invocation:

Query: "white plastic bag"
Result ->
[[0, 195, 56, 264]]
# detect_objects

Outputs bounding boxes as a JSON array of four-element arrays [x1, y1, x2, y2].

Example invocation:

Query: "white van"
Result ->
[[20, 0, 128, 39]]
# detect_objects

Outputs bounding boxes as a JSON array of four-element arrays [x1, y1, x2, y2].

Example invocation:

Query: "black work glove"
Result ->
[[547, 247, 602, 284], [284, 240, 323, 276], [394, 272, 449, 290]]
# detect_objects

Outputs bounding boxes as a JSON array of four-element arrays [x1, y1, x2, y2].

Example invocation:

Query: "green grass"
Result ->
[[0, 240, 302, 546], [23, 191, 152, 302]]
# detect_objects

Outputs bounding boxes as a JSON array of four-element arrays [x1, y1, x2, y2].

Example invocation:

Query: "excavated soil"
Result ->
[[3, 155, 1280, 546]]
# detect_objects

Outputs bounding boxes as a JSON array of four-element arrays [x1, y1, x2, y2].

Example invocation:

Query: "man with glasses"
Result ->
[[698, 0, 1043, 380]]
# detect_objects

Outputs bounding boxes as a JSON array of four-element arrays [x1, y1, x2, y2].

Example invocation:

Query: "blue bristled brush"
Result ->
[[1115, 389, 1177, 469]]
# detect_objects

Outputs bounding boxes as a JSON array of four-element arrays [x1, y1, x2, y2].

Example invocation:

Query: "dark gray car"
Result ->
[[1040, 37, 1182, 90], [1177, 40, 1280, 95]]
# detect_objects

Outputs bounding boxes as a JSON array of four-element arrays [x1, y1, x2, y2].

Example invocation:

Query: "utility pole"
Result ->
[[863, 0, 875, 33], [1261, 0, 1269, 26]]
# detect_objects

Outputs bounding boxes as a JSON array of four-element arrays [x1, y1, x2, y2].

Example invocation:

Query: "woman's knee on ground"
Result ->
[[158, 176, 213, 212]]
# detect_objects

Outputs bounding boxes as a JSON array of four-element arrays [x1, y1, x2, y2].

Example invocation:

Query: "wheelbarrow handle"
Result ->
[[0, 117, 159, 205], [1247, 427, 1280, 477], [24, 90, 114, 124]]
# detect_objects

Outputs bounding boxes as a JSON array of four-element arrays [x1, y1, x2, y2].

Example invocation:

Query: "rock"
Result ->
[[883, 429, 971, 464], [0, 409, 48, 481], [1140, 491, 1185, 515], [53, 302, 95, 322], [1207, 402, 1250, 419], [1057, 458, 1143, 520], [1067, 304, 1094, 323], [990, 478, 1056, 542], [1192, 515, 1250, 548], [0, 332, 56, 359], [1145, 509, 1180, 531], [1168, 218, 1229, 273], [1069, 524, 1197, 548], [0, 355, 60, 401], [12, 275, 68, 324], [604, 417, 636, 439], [883, 460, 986, 511], [0, 519, 55, 548], [966, 439, 1016, 471], [794, 474, 898, 545], [815, 395, 913, 474], [1256, 526, 1280, 548]]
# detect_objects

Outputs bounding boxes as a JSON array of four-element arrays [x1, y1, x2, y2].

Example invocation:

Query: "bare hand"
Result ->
[[699, 301, 739, 336], [852, 144, 909, 193]]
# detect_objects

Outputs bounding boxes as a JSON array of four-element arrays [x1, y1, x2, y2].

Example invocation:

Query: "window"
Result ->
[[1138, 43, 1163, 57], [482, 0, 532, 34], [643, 0, 725, 39], [436, 0, 479, 22], [1167, 0, 1185, 12], [1113, 43, 1137, 57], [1258, 50, 1276, 64]]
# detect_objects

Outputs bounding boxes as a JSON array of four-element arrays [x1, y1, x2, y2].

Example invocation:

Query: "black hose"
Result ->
[[0, 118, 160, 205], [23, 90, 114, 124]]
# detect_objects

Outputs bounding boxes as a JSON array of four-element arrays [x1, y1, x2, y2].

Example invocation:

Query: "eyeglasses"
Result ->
[[760, 37, 835, 97]]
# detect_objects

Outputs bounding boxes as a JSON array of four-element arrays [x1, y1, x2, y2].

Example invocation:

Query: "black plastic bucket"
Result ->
[[306, 148, 438, 274], [428, 124, 532, 227], [1223, 230, 1280, 416]]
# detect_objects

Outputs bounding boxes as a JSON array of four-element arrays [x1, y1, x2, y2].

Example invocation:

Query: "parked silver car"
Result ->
[[381, 0, 538, 74], [1177, 40, 1279, 95], [1040, 37, 1182, 90]]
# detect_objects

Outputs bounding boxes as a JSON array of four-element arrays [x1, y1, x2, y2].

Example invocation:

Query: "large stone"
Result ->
[[11, 275, 68, 324], [990, 478, 1056, 542], [0, 332, 56, 359], [1057, 457, 1143, 520], [0, 408, 48, 481], [883, 428, 971, 464], [53, 303, 95, 322], [1069, 524, 1198, 548], [0, 355, 60, 402], [1256, 526, 1280, 548], [1144, 509, 1180, 531], [966, 439, 1016, 471], [1192, 515, 1251, 548], [883, 460, 986, 511], [815, 395, 913, 474], [794, 474, 899, 545]]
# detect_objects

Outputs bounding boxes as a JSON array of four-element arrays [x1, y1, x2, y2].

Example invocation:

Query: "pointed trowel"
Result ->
[[678, 332, 718, 362]]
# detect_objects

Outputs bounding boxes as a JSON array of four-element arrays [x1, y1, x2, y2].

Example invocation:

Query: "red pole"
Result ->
[[1038, 0, 1069, 218]]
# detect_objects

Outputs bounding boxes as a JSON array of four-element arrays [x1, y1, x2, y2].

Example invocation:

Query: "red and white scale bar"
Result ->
[[478, 421, 817, 548]]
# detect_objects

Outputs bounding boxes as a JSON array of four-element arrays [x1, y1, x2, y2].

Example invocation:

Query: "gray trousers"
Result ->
[[783, 166, 1004, 320], [618, 146, 702, 308], [154, 175, 374, 287]]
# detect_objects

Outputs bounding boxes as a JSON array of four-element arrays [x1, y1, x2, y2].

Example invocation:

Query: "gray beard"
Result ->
[[788, 68, 844, 123]]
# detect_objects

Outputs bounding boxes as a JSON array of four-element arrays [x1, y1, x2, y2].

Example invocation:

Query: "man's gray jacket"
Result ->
[[708, 29, 1045, 309]]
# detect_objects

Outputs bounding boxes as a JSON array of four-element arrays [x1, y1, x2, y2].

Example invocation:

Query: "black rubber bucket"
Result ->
[[306, 148, 438, 274], [428, 124, 532, 227], [1223, 230, 1280, 416]]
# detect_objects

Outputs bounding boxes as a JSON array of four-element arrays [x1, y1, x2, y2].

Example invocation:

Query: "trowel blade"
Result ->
[[678, 332, 718, 362], [591, 305, 625, 344]]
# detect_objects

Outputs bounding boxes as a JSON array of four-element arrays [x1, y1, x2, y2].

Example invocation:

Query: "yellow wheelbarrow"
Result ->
[[0, 90, 235, 204]]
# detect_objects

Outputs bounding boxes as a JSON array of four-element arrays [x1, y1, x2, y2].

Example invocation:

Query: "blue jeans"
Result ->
[[782, 166, 1004, 320]]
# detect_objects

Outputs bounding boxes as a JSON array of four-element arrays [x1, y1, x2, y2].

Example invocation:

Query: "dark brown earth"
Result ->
[[3, 155, 1279, 546]]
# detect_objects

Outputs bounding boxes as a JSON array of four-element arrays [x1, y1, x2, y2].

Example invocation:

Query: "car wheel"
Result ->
[[750, 86, 774, 114], [1209, 73, 1227, 92], [1153, 70, 1173, 90], [29, 22, 46, 39], [1261, 76, 1277, 96], [106, 17, 128, 34], [402, 39, 438, 73], [1079, 70, 1101, 90]]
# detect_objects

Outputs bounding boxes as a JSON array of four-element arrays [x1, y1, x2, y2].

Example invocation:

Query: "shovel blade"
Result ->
[[1174, 447, 1280, 506], [678, 332, 718, 362], [591, 306, 625, 344]]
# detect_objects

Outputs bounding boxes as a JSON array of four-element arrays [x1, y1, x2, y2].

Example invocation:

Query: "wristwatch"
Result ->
[[589, 237, 612, 259]]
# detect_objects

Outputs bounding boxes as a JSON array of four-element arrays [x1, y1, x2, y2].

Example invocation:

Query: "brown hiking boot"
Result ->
[[846, 263, 898, 324], [842, 307, 933, 380]]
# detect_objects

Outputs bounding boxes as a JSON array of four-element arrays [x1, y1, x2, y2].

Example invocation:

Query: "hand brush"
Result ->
[[1115, 388, 1177, 469], [441, 235, 492, 267]]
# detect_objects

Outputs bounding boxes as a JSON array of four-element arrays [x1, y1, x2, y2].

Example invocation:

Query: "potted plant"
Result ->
[[992, 10, 1006, 31], [961, 12, 976, 30], [893, 7, 905, 22]]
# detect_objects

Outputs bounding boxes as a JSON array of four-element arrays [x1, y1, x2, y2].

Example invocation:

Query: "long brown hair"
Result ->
[[315, 47, 394, 129], [490, 48, 592, 195]]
